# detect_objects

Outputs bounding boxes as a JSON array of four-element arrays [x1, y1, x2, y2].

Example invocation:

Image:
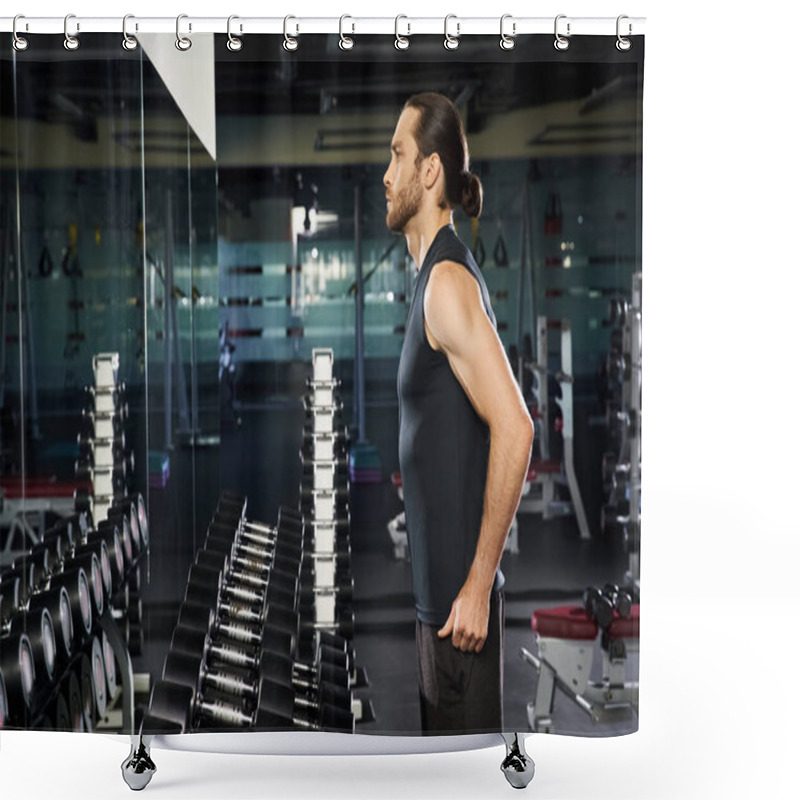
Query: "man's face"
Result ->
[[384, 108, 424, 234]]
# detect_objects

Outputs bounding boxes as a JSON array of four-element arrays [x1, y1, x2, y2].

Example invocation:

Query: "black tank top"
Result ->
[[397, 224, 504, 627]]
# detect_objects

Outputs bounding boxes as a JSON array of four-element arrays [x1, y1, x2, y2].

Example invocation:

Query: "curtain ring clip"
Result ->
[[554, 14, 570, 51], [283, 16, 299, 51], [616, 15, 632, 51], [12, 14, 29, 51], [227, 15, 243, 51], [176, 13, 192, 51], [122, 15, 138, 51], [395, 15, 410, 51], [339, 15, 354, 50], [64, 13, 80, 51], [500, 14, 516, 50], [444, 14, 460, 51]]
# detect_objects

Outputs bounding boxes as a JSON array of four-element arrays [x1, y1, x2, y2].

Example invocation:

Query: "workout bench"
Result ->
[[519, 603, 639, 733]]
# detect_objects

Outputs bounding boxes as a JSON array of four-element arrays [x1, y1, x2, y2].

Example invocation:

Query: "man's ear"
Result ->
[[424, 153, 442, 190]]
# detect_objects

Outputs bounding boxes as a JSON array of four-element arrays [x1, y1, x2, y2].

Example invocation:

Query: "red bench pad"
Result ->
[[609, 605, 640, 639], [1, 477, 89, 499], [529, 459, 561, 475], [532, 606, 599, 640]]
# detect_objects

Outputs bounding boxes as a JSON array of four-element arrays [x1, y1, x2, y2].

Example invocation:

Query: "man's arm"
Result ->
[[424, 260, 534, 653]]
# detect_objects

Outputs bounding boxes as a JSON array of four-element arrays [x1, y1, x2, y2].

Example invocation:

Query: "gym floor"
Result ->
[[134, 402, 638, 739]]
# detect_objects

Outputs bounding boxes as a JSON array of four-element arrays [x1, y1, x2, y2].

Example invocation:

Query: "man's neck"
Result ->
[[406, 208, 454, 270]]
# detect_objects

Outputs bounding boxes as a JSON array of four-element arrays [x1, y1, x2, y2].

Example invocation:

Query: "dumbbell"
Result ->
[[190, 559, 353, 637], [87, 521, 126, 592], [301, 431, 348, 464], [183, 566, 355, 665], [82, 634, 108, 724], [28, 585, 74, 670], [202, 536, 352, 612], [80, 408, 125, 442], [176, 600, 351, 677], [205, 522, 304, 576], [49, 566, 94, 646], [602, 583, 633, 619], [0, 633, 36, 726], [0, 575, 21, 629], [166, 628, 351, 708], [212, 503, 306, 544], [49, 687, 71, 731], [62, 550, 105, 619], [583, 587, 614, 629], [2, 564, 34, 607], [13, 544, 51, 595], [149, 673, 353, 733], [120, 492, 150, 551], [107, 499, 146, 557], [170, 621, 351, 692], [6, 607, 57, 692], [194, 549, 302, 609], [600, 501, 630, 536], [299, 484, 349, 519]]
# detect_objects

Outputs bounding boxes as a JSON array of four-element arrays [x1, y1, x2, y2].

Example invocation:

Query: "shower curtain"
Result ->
[[0, 19, 644, 748]]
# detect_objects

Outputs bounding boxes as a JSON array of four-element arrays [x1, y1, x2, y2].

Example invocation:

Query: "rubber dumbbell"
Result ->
[[583, 587, 614, 629], [27, 585, 74, 670], [203, 527, 304, 581], [170, 623, 351, 694], [149, 674, 353, 733], [49, 685, 71, 731], [602, 584, 633, 618], [210, 511, 306, 551], [87, 522, 126, 591], [0, 633, 36, 726], [107, 502, 143, 561], [49, 566, 94, 646], [6, 607, 57, 693], [3, 564, 34, 607], [176, 599, 351, 677], [600, 501, 630, 536], [166, 630, 351, 709], [63, 550, 105, 619]]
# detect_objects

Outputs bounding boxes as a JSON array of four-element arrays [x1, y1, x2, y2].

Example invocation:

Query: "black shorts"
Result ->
[[415, 590, 504, 734]]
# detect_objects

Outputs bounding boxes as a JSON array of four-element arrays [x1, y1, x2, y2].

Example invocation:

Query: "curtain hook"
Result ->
[[444, 14, 460, 51], [176, 14, 192, 51], [339, 15, 354, 50], [500, 14, 515, 50], [283, 16, 299, 51], [64, 13, 80, 51], [12, 15, 29, 51], [395, 15, 410, 51], [227, 15, 243, 51], [554, 14, 570, 51], [616, 15, 632, 51], [122, 15, 138, 51]]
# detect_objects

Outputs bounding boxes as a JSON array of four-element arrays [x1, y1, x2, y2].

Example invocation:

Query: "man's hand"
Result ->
[[437, 579, 491, 653]]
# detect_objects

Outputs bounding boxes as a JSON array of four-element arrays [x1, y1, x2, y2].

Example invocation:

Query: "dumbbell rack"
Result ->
[[600, 274, 642, 594], [301, 349, 349, 634], [75, 353, 131, 525], [74, 352, 147, 657], [300, 349, 374, 724], [517, 317, 591, 541], [0, 492, 150, 734], [141, 494, 358, 734]]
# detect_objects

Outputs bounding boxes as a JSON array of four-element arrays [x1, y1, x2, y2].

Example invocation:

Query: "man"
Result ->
[[386, 92, 534, 734]]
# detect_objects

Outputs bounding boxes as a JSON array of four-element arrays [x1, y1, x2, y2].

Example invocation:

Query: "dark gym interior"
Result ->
[[0, 34, 642, 742]]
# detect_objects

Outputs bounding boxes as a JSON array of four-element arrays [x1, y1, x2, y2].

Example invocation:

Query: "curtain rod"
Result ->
[[1, 15, 646, 38]]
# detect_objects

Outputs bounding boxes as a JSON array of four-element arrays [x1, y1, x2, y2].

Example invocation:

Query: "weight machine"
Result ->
[[516, 316, 591, 541]]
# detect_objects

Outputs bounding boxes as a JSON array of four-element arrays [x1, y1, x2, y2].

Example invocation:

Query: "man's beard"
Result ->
[[386, 168, 423, 234]]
